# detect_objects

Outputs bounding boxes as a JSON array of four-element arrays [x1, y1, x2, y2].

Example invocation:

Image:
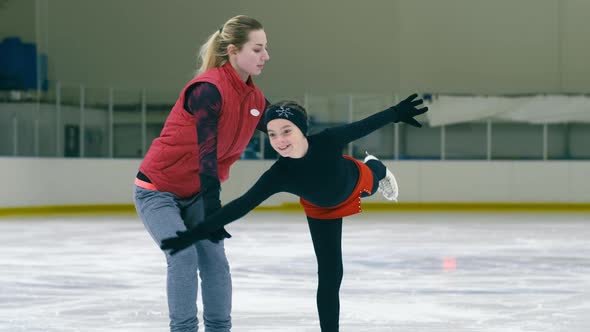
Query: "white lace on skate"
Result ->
[[364, 151, 398, 202]]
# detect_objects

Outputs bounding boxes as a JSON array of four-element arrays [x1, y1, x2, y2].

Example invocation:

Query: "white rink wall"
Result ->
[[1, 158, 589, 208]]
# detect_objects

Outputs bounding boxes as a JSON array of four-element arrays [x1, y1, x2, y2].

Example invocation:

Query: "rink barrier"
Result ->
[[1, 202, 590, 217]]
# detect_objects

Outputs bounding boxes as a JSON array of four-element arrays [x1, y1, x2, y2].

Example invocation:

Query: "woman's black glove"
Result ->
[[200, 174, 232, 242], [203, 200, 232, 243], [208, 227, 232, 242]]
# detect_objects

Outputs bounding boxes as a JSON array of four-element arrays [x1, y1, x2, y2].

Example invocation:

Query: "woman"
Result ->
[[161, 94, 428, 331], [133, 15, 270, 332]]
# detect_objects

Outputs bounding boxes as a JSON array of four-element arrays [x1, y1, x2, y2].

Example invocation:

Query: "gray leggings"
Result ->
[[134, 185, 232, 332]]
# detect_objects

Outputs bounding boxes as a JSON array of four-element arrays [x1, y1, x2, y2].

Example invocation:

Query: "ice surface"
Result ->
[[1, 212, 589, 331]]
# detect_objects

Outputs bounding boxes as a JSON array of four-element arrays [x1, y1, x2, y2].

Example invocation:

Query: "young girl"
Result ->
[[161, 94, 428, 332]]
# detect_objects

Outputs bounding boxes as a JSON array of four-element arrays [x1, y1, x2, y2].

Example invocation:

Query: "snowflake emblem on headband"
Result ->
[[275, 106, 294, 118]]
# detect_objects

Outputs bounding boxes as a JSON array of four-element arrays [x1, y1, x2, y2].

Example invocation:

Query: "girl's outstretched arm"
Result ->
[[326, 93, 428, 145], [161, 167, 282, 254]]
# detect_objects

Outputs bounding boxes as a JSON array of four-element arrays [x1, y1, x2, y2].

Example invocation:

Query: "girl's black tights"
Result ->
[[307, 217, 343, 332], [304, 158, 386, 331]]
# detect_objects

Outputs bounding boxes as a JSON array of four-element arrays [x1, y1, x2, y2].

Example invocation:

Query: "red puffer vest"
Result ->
[[139, 62, 266, 198]]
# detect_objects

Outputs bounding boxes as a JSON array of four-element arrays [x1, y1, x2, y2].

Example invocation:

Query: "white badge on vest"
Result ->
[[250, 109, 260, 117]]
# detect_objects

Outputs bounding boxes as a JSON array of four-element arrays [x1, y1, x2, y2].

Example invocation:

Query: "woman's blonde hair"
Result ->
[[196, 15, 264, 75]]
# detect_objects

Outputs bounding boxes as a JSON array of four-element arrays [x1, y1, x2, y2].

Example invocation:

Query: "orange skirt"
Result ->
[[300, 155, 374, 220]]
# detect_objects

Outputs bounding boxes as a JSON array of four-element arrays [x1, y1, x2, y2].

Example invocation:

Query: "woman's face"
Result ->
[[267, 119, 308, 158], [230, 29, 270, 81]]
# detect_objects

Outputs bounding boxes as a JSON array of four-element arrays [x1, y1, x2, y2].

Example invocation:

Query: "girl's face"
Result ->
[[229, 29, 270, 81], [267, 119, 308, 158]]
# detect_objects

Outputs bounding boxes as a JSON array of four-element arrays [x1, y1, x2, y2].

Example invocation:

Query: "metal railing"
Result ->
[[1, 83, 589, 160]]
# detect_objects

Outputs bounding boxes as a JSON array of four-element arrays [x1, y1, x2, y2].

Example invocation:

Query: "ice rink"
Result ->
[[1, 211, 589, 332]]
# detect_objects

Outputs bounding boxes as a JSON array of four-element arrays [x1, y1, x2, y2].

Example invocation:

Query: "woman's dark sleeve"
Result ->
[[184, 82, 223, 215]]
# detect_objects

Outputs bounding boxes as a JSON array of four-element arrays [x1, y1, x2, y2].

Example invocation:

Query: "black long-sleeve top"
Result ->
[[194, 107, 398, 233]]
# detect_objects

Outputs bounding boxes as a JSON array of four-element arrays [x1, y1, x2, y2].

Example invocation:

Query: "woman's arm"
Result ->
[[326, 93, 428, 145], [185, 82, 224, 216]]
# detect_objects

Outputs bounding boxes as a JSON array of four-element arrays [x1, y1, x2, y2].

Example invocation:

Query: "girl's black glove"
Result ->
[[390, 93, 429, 127], [161, 225, 209, 255]]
